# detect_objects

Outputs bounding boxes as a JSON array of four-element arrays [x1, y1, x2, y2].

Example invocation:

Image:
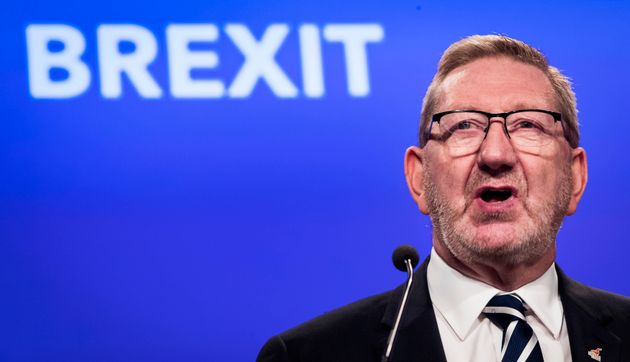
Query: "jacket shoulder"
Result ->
[[578, 284, 630, 323], [559, 269, 630, 328], [257, 290, 393, 362]]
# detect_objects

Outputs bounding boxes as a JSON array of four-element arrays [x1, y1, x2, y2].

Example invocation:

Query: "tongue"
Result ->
[[487, 195, 505, 202]]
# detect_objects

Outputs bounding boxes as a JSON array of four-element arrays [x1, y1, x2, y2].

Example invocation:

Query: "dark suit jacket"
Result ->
[[257, 258, 630, 362]]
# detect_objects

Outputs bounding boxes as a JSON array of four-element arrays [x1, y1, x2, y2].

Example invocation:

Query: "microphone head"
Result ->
[[392, 245, 420, 272]]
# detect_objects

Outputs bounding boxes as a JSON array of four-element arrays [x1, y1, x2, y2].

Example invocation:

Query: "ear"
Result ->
[[404, 146, 429, 215], [566, 147, 588, 215]]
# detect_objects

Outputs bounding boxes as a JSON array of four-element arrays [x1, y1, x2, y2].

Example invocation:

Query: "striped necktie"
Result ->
[[482, 294, 544, 362]]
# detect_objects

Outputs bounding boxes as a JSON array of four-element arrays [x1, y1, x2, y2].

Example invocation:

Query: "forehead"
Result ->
[[437, 56, 556, 112]]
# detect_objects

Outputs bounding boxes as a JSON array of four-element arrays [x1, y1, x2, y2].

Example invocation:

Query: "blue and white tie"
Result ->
[[483, 294, 544, 362]]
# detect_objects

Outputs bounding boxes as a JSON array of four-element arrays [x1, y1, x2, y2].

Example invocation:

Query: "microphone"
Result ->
[[382, 245, 420, 362], [392, 245, 420, 272]]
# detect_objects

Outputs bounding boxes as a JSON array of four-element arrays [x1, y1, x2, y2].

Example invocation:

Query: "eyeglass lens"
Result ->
[[436, 111, 559, 156]]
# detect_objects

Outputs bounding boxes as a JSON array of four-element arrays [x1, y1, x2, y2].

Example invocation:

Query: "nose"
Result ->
[[477, 119, 517, 174]]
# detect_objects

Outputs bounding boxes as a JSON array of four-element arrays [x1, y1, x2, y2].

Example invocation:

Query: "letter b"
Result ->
[[26, 24, 91, 98]]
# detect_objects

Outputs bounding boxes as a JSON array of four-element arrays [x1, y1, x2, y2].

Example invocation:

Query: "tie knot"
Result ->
[[483, 294, 527, 329]]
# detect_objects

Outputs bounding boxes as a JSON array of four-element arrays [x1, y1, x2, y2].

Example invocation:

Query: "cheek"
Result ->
[[443, 168, 464, 192], [429, 155, 474, 205], [520, 154, 567, 201]]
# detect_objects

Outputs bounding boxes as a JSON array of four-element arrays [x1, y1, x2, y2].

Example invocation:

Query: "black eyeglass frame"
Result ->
[[425, 109, 564, 145]]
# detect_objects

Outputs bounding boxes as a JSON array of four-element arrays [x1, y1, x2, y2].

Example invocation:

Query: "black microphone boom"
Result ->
[[382, 245, 420, 362]]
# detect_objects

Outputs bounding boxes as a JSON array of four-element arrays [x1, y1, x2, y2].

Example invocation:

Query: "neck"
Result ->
[[433, 241, 555, 291]]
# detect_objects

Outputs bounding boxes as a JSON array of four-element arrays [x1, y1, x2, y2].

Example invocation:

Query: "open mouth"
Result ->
[[479, 187, 515, 203]]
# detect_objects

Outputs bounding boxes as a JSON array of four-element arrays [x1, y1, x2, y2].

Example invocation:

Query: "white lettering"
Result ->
[[26, 24, 91, 98], [323, 24, 384, 97], [97, 24, 162, 98], [25, 23, 385, 100], [166, 24, 224, 98], [226, 24, 298, 98], [299, 24, 324, 98]]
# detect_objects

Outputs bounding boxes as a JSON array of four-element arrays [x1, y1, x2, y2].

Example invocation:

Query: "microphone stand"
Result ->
[[382, 258, 414, 362]]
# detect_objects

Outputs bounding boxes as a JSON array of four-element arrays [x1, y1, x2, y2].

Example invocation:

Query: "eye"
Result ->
[[448, 119, 484, 133], [511, 118, 545, 131], [438, 112, 486, 139], [517, 121, 536, 129]]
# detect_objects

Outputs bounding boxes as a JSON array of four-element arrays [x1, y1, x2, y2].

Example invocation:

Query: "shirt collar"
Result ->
[[427, 248, 563, 340], [512, 261, 564, 338]]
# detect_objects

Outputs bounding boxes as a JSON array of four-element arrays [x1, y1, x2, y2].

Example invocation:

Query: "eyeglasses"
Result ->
[[426, 109, 564, 155]]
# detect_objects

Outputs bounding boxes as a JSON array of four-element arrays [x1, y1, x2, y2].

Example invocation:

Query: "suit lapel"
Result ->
[[380, 257, 447, 362], [558, 266, 622, 362]]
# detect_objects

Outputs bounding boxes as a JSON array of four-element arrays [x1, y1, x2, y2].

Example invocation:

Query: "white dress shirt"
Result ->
[[427, 248, 572, 361]]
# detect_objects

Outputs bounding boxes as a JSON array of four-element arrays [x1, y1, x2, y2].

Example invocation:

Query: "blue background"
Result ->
[[1, 1, 629, 361]]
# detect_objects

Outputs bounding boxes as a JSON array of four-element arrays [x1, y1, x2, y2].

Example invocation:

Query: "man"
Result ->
[[257, 35, 630, 361]]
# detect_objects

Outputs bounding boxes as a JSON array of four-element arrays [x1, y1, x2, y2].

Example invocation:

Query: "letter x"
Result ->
[[226, 24, 298, 98]]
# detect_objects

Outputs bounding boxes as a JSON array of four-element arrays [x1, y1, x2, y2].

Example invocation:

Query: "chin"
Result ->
[[442, 223, 554, 266]]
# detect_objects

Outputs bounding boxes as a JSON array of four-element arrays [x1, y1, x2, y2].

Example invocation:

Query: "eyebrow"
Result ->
[[442, 102, 555, 112]]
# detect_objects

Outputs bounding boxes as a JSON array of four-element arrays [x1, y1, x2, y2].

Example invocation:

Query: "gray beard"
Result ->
[[423, 162, 572, 266]]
